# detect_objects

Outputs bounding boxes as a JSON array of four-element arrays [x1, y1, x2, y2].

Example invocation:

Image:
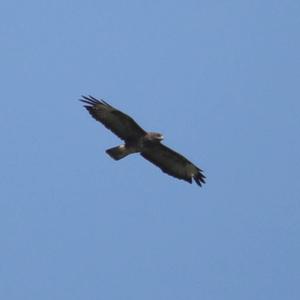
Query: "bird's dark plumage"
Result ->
[[80, 95, 206, 186], [81, 95, 146, 142], [141, 143, 206, 186]]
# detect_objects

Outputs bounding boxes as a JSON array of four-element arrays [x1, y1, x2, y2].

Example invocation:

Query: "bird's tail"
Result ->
[[106, 145, 135, 160]]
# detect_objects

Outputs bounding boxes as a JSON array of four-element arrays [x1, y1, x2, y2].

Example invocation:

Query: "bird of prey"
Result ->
[[80, 96, 206, 186]]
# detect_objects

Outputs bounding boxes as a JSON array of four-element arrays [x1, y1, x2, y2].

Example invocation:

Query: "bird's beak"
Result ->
[[159, 135, 164, 140]]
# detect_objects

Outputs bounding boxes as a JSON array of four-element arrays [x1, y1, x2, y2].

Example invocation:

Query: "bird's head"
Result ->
[[146, 132, 164, 143]]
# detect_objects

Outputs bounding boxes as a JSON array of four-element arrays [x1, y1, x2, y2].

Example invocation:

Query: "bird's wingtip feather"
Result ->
[[79, 95, 112, 107]]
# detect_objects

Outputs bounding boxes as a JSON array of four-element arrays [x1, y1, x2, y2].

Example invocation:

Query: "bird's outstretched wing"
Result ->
[[141, 143, 206, 186], [80, 95, 146, 141]]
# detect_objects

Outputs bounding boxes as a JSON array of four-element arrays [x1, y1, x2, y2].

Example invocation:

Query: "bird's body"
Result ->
[[80, 95, 206, 186], [105, 132, 162, 160]]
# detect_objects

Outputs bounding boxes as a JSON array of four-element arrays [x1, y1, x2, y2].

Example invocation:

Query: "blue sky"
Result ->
[[1, 0, 299, 299]]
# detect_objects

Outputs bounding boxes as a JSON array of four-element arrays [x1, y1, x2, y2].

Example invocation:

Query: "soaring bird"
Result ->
[[80, 96, 206, 186]]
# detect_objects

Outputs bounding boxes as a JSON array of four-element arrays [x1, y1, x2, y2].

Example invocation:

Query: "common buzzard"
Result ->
[[80, 96, 206, 186]]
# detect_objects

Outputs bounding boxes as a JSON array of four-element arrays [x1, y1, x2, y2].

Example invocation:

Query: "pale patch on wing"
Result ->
[[186, 163, 198, 178]]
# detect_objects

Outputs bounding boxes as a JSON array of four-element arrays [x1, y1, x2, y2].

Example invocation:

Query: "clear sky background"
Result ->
[[1, 1, 299, 299]]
